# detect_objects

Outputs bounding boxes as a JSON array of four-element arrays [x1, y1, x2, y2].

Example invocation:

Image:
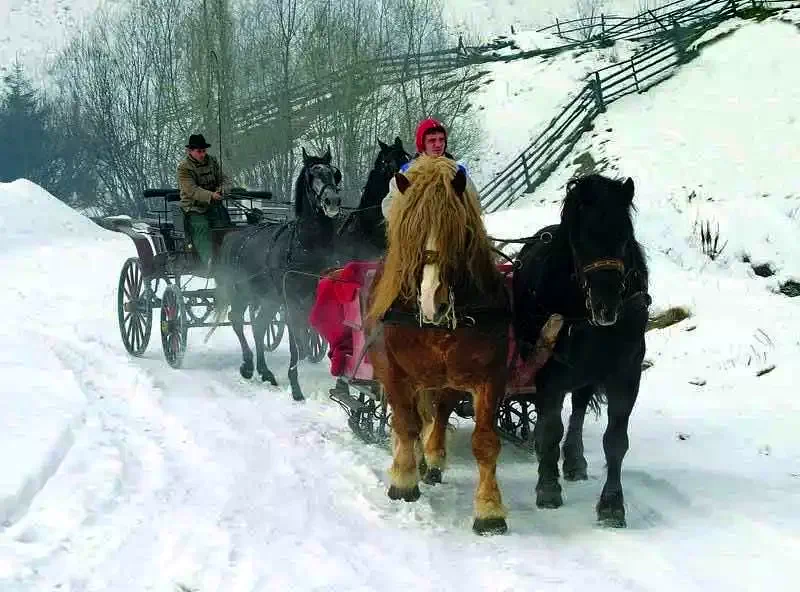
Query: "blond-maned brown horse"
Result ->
[[366, 156, 511, 535]]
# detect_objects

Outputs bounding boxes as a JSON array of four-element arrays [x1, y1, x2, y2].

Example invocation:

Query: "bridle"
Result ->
[[570, 239, 628, 324], [304, 163, 341, 210]]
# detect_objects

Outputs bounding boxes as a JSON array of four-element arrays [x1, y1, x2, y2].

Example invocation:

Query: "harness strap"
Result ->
[[382, 304, 511, 330]]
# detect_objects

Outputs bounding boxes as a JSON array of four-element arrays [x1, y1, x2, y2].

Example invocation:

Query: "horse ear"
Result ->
[[378, 139, 389, 151], [623, 177, 635, 204], [324, 145, 332, 163], [452, 166, 467, 196], [394, 136, 403, 147], [394, 172, 411, 194], [302, 147, 309, 162]]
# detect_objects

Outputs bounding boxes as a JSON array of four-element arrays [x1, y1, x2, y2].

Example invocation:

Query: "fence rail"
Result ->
[[479, 0, 799, 212]]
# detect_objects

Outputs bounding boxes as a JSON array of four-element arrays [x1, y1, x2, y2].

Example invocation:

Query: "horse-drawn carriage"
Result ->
[[109, 186, 328, 368]]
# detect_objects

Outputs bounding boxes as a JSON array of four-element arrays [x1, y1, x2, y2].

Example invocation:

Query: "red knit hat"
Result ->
[[415, 118, 447, 153]]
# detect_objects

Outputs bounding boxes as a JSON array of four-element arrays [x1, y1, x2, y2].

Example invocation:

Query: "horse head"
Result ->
[[369, 156, 499, 324], [298, 146, 342, 218], [375, 136, 411, 178], [562, 174, 638, 327]]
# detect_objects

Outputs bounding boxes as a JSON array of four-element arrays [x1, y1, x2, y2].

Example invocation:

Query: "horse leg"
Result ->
[[252, 302, 278, 386], [562, 385, 595, 481], [286, 322, 305, 401], [471, 375, 508, 535], [596, 371, 641, 528], [230, 293, 254, 379], [415, 390, 434, 480], [535, 391, 567, 509], [386, 380, 422, 502], [421, 389, 458, 485]]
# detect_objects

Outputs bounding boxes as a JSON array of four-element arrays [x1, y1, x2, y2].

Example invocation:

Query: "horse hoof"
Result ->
[[423, 467, 442, 485], [240, 363, 254, 379], [387, 484, 420, 502], [597, 494, 626, 527], [597, 507, 627, 528], [261, 371, 277, 386], [563, 467, 588, 481], [472, 517, 507, 536], [536, 488, 564, 509], [291, 390, 305, 402]]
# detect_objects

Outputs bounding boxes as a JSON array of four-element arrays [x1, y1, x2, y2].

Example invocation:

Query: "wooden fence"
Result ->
[[479, 0, 799, 212]]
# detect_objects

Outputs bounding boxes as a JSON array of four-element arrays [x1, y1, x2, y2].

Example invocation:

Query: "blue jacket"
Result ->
[[399, 153, 468, 176]]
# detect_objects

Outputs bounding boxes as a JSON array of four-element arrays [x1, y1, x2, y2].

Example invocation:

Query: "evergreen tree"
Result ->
[[0, 61, 51, 183]]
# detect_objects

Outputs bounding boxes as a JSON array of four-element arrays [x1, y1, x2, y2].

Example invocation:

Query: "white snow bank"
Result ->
[[0, 179, 116, 249], [0, 180, 132, 529]]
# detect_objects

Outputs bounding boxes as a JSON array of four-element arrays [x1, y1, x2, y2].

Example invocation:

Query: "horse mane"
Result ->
[[369, 155, 500, 319], [559, 174, 649, 289], [293, 162, 306, 218]]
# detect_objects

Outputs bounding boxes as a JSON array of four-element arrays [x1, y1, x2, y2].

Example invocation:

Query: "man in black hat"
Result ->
[[177, 133, 232, 267]]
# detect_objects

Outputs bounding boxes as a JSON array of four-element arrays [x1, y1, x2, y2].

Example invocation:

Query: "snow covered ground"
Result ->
[[0, 0, 120, 80], [466, 31, 641, 189], [1, 8, 799, 592], [443, 0, 650, 39]]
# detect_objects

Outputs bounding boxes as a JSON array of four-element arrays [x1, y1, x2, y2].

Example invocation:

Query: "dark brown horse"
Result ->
[[366, 156, 511, 535]]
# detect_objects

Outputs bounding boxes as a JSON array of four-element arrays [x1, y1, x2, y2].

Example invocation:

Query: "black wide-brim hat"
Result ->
[[186, 133, 211, 149]]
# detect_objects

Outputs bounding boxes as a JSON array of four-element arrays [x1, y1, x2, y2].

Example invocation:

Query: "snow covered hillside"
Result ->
[[0, 0, 119, 80], [465, 30, 642, 190], [1, 7, 799, 592], [443, 0, 651, 38]]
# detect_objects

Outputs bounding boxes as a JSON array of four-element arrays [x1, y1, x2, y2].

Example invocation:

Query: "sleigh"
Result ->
[[310, 261, 559, 448]]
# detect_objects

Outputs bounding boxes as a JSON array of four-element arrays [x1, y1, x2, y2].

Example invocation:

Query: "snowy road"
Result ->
[[1, 223, 797, 591]]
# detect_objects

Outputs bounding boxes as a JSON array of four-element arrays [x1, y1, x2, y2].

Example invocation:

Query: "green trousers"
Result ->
[[187, 203, 229, 264]]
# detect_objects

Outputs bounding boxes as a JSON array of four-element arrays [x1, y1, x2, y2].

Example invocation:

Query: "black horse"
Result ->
[[214, 147, 343, 401], [513, 173, 650, 528], [337, 136, 410, 260]]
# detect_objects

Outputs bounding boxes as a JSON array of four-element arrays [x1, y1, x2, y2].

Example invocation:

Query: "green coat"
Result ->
[[177, 153, 231, 214]]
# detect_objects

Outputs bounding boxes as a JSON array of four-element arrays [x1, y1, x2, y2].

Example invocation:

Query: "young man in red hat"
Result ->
[[381, 118, 474, 219]]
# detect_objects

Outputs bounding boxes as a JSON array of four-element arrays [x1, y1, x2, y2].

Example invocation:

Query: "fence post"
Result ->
[[591, 73, 606, 113], [630, 57, 640, 92], [556, 17, 562, 39], [521, 153, 531, 189]]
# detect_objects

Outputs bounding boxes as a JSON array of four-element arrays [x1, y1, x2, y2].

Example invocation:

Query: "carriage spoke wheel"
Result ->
[[264, 308, 286, 352], [306, 327, 328, 363], [117, 257, 153, 356], [160, 284, 188, 369]]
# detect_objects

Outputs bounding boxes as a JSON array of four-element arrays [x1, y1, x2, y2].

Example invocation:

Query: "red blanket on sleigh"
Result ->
[[308, 261, 379, 376]]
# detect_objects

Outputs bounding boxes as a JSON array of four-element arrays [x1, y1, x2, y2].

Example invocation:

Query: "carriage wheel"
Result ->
[[264, 308, 286, 352], [307, 328, 328, 363], [160, 284, 188, 368], [117, 257, 153, 356]]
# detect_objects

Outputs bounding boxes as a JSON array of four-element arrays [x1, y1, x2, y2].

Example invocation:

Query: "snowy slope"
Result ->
[[1, 6, 799, 592], [0, 0, 118, 80], [442, 0, 650, 39], [466, 31, 641, 189]]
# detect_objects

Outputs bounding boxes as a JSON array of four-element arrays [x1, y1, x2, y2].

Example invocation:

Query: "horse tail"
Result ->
[[587, 391, 606, 417], [204, 236, 237, 344]]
